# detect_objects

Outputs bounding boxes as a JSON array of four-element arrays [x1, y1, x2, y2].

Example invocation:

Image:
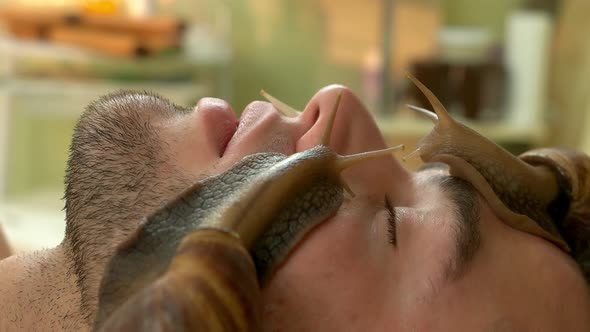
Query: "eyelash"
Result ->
[[384, 195, 397, 246]]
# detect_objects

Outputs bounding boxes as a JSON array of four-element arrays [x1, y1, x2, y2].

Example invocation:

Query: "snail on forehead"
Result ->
[[403, 73, 570, 251], [94, 77, 587, 331], [404, 73, 590, 284]]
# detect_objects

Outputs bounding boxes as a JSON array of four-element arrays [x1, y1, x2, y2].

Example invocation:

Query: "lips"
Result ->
[[231, 101, 270, 144], [220, 100, 312, 160], [219, 124, 237, 156]]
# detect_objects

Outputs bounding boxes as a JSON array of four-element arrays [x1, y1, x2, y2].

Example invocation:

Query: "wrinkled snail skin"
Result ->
[[94, 152, 287, 329], [94, 92, 401, 331], [95, 150, 345, 331], [406, 74, 570, 251]]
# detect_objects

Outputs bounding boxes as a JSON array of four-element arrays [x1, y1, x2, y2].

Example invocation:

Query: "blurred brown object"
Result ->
[[0, 6, 184, 58], [406, 60, 506, 120], [319, 0, 440, 79], [79, 14, 184, 36], [0, 6, 77, 39], [0, 224, 11, 259], [49, 26, 147, 58]]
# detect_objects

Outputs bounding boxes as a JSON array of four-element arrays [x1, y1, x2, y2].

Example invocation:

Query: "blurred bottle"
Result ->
[[126, 0, 155, 18], [505, 10, 552, 126]]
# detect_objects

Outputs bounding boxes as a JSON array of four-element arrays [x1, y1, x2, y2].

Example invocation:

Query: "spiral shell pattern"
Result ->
[[96, 229, 261, 331], [520, 147, 590, 281]]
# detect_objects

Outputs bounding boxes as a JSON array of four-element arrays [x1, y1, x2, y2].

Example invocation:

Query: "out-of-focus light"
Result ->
[[83, 0, 120, 15]]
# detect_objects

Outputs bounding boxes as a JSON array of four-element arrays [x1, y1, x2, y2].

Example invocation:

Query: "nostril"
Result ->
[[299, 105, 320, 138], [310, 106, 320, 126]]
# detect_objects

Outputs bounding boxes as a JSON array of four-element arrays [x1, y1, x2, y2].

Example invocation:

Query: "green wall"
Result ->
[[443, 0, 527, 41], [7, 112, 77, 198]]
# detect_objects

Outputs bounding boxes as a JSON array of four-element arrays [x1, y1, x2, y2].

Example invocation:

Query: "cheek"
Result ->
[[261, 210, 391, 329], [163, 121, 219, 177]]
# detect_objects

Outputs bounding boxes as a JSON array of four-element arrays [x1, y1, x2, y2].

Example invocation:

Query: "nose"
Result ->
[[296, 85, 380, 155], [295, 84, 412, 201]]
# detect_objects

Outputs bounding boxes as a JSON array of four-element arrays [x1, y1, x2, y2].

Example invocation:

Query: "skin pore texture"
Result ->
[[0, 84, 589, 330]]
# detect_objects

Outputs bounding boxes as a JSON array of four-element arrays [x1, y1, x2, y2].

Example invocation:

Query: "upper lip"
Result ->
[[223, 100, 305, 157]]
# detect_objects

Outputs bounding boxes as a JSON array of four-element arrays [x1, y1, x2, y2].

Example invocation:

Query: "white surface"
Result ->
[[0, 200, 65, 253]]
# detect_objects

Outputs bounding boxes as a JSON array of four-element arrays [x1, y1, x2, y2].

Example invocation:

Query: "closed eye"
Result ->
[[385, 195, 398, 247]]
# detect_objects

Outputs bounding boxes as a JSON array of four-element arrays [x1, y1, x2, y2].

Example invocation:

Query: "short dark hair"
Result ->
[[63, 90, 189, 321]]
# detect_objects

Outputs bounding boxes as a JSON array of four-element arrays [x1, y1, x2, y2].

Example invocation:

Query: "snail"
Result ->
[[94, 77, 590, 331], [403, 73, 590, 281], [403, 73, 570, 251], [94, 91, 404, 331]]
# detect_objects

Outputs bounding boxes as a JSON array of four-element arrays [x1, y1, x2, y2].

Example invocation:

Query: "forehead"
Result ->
[[411, 163, 451, 195], [417, 162, 449, 174], [418, 166, 590, 307], [396, 168, 466, 290]]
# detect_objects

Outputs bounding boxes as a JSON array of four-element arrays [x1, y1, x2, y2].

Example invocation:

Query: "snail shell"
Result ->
[[96, 229, 261, 331], [520, 148, 590, 280]]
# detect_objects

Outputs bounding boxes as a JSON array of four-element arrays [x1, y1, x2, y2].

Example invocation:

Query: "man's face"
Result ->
[[157, 86, 590, 331]]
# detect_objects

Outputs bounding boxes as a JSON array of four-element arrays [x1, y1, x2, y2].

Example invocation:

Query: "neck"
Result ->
[[64, 232, 130, 327], [0, 243, 87, 331]]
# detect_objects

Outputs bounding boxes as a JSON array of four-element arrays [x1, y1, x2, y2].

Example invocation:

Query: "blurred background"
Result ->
[[0, 0, 588, 251]]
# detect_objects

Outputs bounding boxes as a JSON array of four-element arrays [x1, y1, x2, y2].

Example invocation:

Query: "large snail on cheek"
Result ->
[[93, 91, 404, 331], [94, 78, 589, 331]]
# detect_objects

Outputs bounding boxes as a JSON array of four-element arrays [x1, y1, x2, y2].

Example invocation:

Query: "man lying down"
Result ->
[[0, 81, 589, 331]]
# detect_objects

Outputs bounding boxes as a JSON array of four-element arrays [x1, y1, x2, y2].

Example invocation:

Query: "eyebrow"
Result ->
[[419, 163, 482, 282], [438, 175, 481, 281]]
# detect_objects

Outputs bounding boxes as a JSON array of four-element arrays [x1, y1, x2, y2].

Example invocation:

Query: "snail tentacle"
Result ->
[[337, 145, 405, 171], [320, 90, 342, 145], [260, 89, 300, 117], [405, 104, 438, 123]]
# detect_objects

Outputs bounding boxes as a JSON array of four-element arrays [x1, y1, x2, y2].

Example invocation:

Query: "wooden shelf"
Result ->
[[376, 113, 548, 145]]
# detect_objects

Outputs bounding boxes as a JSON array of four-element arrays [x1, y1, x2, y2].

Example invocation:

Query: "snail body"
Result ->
[[95, 92, 402, 330]]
